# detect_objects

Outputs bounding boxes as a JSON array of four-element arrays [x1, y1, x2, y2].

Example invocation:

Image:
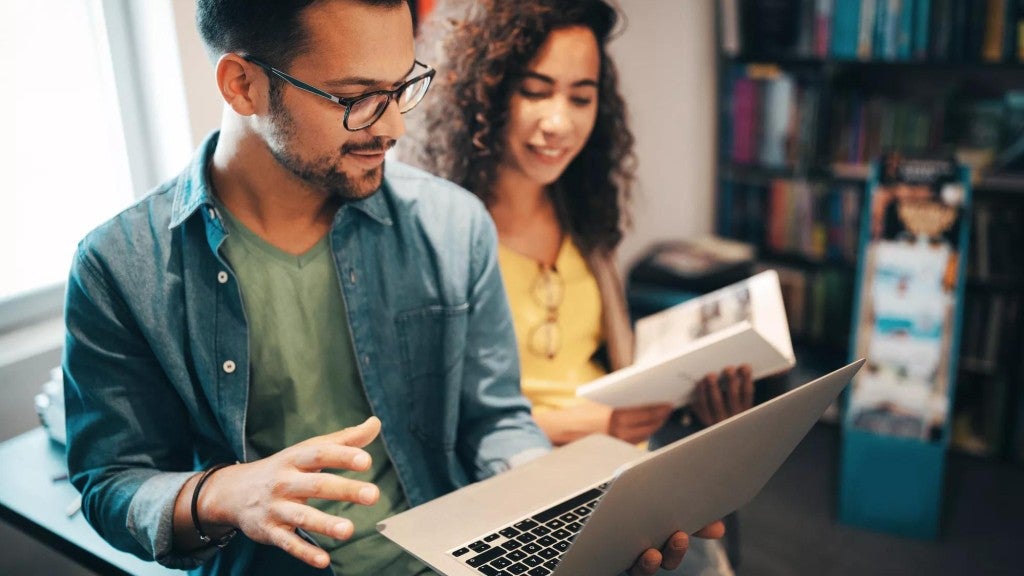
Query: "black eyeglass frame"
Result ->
[[243, 56, 436, 131]]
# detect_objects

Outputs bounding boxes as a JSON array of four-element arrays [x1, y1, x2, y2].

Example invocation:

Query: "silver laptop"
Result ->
[[378, 359, 865, 576]]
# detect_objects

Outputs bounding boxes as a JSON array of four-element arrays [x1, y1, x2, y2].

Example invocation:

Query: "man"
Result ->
[[63, 1, 716, 574]]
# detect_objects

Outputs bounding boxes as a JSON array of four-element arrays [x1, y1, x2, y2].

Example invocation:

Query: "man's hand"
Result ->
[[172, 416, 383, 568], [533, 401, 673, 446], [691, 365, 754, 427], [627, 521, 726, 575]]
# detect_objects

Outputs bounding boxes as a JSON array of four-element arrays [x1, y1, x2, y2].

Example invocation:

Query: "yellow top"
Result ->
[[498, 237, 606, 412]]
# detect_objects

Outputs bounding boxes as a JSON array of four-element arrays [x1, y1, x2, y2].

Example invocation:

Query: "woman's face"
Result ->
[[500, 25, 601, 188]]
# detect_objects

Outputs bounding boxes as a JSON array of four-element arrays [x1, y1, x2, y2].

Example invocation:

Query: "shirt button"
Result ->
[[222, 360, 236, 374], [362, 355, 370, 366], [217, 271, 229, 284], [349, 270, 357, 284]]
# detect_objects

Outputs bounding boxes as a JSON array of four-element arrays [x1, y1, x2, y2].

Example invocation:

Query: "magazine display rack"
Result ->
[[838, 154, 972, 539]]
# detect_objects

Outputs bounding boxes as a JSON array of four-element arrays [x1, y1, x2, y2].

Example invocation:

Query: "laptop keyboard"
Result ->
[[449, 482, 609, 576]]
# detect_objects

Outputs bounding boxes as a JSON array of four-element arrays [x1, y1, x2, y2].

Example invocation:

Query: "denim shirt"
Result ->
[[63, 132, 551, 575]]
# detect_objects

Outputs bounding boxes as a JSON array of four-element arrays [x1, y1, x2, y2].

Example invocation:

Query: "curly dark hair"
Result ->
[[403, 0, 636, 256]]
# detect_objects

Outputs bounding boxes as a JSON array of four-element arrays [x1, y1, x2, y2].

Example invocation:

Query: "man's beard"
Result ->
[[266, 86, 394, 200], [269, 143, 390, 201]]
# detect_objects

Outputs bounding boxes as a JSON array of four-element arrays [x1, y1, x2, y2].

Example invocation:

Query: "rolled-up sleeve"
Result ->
[[63, 243, 211, 569]]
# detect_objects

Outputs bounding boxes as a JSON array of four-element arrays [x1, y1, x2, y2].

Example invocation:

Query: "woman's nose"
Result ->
[[539, 100, 572, 136]]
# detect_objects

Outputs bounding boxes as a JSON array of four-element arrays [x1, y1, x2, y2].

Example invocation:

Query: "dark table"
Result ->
[[0, 428, 176, 576]]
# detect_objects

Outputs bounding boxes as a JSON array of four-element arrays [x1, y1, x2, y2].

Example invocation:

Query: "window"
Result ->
[[2, 0, 134, 304], [0, 0, 192, 329]]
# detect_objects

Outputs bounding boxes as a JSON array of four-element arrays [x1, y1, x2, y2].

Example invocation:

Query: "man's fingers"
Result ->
[[694, 520, 726, 539], [660, 530, 690, 571], [322, 416, 382, 449], [293, 444, 373, 472], [627, 547, 663, 576], [267, 525, 331, 569], [271, 501, 355, 541], [285, 472, 380, 505]]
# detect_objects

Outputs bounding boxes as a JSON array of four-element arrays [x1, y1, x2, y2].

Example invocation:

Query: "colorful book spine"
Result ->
[[760, 75, 796, 167], [873, 0, 896, 59], [929, 0, 954, 59], [768, 179, 789, 252], [858, 0, 878, 58], [731, 76, 757, 165], [913, 0, 932, 59], [982, 0, 1008, 61], [718, 178, 735, 238], [1012, 0, 1024, 60], [816, 0, 835, 57], [898, 0, 916, 58], [719, 0, 741, 56], [1007, 0, 1022, 60], [832, 0, 862, 57]]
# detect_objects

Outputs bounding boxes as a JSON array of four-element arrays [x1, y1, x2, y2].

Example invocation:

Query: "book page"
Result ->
[[635, 277, 755, 366]]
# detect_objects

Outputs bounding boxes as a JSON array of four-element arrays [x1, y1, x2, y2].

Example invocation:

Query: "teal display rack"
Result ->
[[838, 156, 973, 539]]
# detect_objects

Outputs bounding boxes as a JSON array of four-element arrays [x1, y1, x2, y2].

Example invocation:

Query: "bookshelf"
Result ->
[[714, 0, 1024, 462]]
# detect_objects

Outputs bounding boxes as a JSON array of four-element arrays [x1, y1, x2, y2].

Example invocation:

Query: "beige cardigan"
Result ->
[[587, 250, 707, 446], [585, 250, 635, 372]]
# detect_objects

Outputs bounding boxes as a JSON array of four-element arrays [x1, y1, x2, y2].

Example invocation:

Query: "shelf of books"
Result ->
[[714, 0, 1024, 480]]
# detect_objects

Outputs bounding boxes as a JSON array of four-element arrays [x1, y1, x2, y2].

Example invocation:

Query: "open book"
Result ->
[[577, 270, 795, 408]]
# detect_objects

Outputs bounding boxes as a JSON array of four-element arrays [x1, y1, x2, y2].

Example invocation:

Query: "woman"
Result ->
[[405, 1, 753, 572]]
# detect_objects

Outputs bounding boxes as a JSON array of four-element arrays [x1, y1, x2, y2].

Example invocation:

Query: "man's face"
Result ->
[[260, 0, 414, 200]]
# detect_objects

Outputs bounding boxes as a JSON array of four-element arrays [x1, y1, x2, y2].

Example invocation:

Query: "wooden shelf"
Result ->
[[727, 54, 1024, 72], [759, 251, 857, 272], [719, 163, 869, 184], [958, 358, 1001, 377], [721, 162, 1024, 195], [974, 174, 1024, 194], [967, 277, 1024, 293]]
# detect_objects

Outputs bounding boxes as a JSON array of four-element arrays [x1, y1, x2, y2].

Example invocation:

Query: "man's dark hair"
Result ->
[[196, 0, 410, 68]]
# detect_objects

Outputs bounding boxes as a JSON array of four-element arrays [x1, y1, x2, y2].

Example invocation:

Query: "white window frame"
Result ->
[[0, 0, 192, 337]]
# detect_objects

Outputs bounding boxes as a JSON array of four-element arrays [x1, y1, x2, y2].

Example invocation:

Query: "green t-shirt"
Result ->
[[217, 204, 432, 575]]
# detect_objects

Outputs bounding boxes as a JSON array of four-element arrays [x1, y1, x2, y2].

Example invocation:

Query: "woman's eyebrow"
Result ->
[[521, 71, 597, 88]]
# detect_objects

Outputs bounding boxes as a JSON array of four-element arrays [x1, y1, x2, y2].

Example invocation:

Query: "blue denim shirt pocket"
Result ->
[[395, 303, 470, 450]]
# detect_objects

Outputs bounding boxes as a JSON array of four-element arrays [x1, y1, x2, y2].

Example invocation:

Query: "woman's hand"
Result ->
[[608, 403, 675, 444], [533, 400, 673, 445], [173, 417, 383, 568], [691, 365, 754, 427], [627, 521, 726, 575]]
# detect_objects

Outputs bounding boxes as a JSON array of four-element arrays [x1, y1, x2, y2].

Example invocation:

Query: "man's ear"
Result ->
[[216, 53, 262, 116]]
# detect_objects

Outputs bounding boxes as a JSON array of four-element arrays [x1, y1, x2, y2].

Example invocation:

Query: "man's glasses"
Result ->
[[243, 56, 435, 131], [528, 264, 564, 360]]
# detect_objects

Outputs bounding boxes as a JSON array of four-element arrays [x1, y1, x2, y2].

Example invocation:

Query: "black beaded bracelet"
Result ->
[[190, 463, 237, 548]]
